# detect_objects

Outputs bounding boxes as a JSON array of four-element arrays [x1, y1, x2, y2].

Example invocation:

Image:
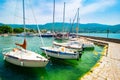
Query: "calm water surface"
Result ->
[[0, 36, 103, 80], [79, 33, 120, 39]]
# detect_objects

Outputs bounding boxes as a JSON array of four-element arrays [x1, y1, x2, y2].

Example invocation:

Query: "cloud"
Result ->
[[0, 0, 118, 25], [0, 0, 82, 24], [0, 0, 23, 24], [80, 0, 116, 15]]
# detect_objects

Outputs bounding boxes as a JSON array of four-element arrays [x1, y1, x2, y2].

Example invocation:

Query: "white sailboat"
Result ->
[[53, 37, 94, 50], [3, 0, 49, 67], [3, 47, 48, 67], [53, 8, 83, 50], [41, 46, 80, 60], [40, 1, 80, 60], [53, 8, 94, 50], [54, 2, 69, 40], [53, 40, 83, 50]]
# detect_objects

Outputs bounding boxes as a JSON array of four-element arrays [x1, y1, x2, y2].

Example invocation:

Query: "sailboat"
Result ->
[[40, 1, 80, 60], [53, 8, 94, 50], [3, 0, 49, 67], [54, 2, 69, 40], [53, 8, 82, 50], [41, 46, 80, 60], [53, 37, 94, 50]]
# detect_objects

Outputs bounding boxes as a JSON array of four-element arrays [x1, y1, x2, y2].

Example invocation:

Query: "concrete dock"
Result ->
[[80, 38, 120, 80]]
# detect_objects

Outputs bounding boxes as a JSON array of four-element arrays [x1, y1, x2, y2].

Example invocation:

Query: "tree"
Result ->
[[29, 29, 36, 33], [13, 28, 24, 33], [0, 25, 12, 34]]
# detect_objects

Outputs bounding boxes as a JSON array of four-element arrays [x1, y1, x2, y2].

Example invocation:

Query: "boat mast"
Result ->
[[23, 0, 26, 34], [62, 2, 66, 41], [62, 2, 66, 33], [76, 8, 79, 38], [52, 0, 55, 33], [69, 18, 71, 33]]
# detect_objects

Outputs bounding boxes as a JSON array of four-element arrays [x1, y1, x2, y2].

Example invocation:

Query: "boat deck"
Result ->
[[6, 48, 48, 61], [41, 46, 76, 54], [81, 38, 120, 80]]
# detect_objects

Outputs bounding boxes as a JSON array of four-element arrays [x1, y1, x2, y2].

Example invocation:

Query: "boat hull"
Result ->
[[4, 55, 48, 67], [53, 41, 83, 51], [41, 48, 79, 60], [39, 35, 53, 37]]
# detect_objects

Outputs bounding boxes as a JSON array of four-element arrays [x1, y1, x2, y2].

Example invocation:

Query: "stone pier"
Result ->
[[80, 38, 120, 80]]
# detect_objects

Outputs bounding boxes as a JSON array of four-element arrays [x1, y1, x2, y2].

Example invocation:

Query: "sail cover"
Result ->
[[15, 38, 27, 49]]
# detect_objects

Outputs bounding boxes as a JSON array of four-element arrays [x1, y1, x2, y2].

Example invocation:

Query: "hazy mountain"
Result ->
[[0, 23, 3, 26], [1, 22, 120, 33]]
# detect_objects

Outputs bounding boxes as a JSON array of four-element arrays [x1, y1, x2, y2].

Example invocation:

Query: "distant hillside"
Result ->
[[0, 23, 3, 26], [0, 23, 120, 33]]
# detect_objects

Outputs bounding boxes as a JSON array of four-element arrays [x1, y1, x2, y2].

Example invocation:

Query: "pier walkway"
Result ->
[[81, 38, 120, 80]]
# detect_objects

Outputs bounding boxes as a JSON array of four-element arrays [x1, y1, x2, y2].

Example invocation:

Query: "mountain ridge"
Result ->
[[0, 22, 120, 33]]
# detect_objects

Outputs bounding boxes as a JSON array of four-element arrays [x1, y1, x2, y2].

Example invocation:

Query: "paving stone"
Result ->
[[80, 39, 120, 80]]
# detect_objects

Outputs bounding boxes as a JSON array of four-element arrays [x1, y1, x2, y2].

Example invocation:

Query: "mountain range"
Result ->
[[1, 23, 120, 33]]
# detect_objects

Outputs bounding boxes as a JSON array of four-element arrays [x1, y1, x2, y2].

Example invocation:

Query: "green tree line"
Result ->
[[0, 25, 36, 34]]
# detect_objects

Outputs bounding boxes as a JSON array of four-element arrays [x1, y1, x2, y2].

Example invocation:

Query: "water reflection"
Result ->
[[3, 61, 47, 80]]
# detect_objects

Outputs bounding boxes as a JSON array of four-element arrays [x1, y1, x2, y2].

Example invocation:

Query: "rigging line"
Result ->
[[13, 1, 39, 24], [0, 2, 25, 23], [28, 0, 48, 58], [28, 0, 44, 47], [11, 0, 18, 34], [71, 9, 78, 33], [11, 0, 38, 24], [0, 5, 21, 14], [25, 0, 36, 24], [13, 15, 37, 24], [13, 0, 18, 24], [13, 14, 33, 21]]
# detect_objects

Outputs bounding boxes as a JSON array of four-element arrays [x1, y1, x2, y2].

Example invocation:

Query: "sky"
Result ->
[[0, 0, 120, 25]]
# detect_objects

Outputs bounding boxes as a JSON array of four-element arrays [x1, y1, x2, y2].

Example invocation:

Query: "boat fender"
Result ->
[[61, 47, 65, 52], [21, 62, 24, 66], [12, 48, 18, 52]]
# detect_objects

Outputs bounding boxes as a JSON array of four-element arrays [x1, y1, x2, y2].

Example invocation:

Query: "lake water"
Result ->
[[79, 33, 120, 39], [0, 36, 103, 80]]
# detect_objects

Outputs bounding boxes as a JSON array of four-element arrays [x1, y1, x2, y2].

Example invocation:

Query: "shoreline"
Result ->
[[80, 36, 120, 80], [80, 45, 108, 80], [80, 35, 120, 44]]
